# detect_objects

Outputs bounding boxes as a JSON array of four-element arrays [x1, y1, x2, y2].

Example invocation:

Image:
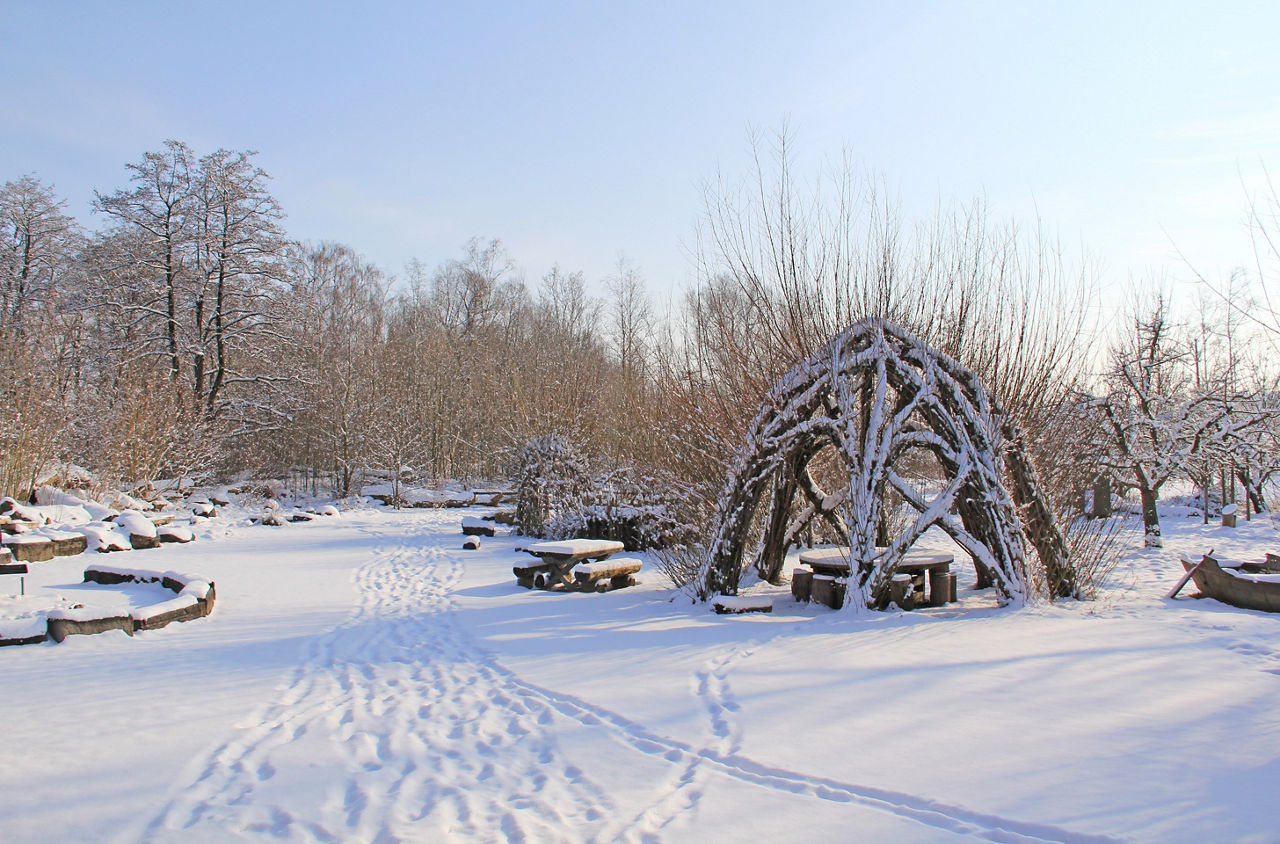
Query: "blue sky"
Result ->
[[5, 1, 1280, 301]]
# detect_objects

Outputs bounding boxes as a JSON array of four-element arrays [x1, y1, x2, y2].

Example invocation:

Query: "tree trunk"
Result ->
[[757, 471, 796, 585], [1091, 475, 1112, 518], [1140, 485, 1162, 548]]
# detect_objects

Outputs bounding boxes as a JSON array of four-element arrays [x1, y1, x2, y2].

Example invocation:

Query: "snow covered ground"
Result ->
[[4, 505, 1280, 842]]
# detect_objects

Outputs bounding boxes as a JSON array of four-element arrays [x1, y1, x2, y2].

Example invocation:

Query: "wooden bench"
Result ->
[[572, 557, 642, 591]]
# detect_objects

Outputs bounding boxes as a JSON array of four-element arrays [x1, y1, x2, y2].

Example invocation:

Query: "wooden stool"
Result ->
[[791, 567, 813, 602]]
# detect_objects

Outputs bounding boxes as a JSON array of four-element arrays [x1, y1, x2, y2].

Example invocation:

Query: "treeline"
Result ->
[[0, 140, 673, 499], [6, 134, 1280, 566]]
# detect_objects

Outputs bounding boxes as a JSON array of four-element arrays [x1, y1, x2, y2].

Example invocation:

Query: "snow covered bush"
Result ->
[[514, 434, 591, 538], [543, 468, 695, 550]]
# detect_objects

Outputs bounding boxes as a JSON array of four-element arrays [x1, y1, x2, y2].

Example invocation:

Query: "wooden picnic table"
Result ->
[[514, 539, 640, 591], [792, 547, 956, 609]]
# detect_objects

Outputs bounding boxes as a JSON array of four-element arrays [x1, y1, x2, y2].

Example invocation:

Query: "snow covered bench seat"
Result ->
[[712, 595, 774, 614], [572, 557, 642, 590]]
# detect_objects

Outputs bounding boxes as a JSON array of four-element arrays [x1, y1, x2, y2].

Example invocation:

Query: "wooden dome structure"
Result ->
[[698, 319, 1070, 609]]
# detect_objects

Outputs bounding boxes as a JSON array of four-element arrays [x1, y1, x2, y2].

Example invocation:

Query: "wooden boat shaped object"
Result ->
[[1176, 554, 1280, 613]]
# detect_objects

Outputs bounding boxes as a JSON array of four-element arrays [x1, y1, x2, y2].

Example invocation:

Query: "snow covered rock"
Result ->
[[75, 522, 132, 553], [2, 534, 54, 562], [158, 525, 195, 544]]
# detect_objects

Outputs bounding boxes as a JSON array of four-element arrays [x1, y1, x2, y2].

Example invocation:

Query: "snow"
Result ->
[[158, 525, 195, 543], [572, 557, 643, 576], [74, 521, 132, 552], [526, 538, 626, 556], [1, 533, 49, 546], [712, 594, 774, 611], [461, 515, 490, 529], [4, 505, 1280, 842], [112, 509, 157, 538], [131, 593, 198, 621]]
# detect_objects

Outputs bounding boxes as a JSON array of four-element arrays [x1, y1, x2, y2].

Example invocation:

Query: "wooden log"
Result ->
[[513, 562, 550, 589], [462, 523, 496, 537], [572, 557, 642, 585], [609, 573, 637, 590], [463, 537, 481, 550], [791, 567, 813, 602], [712, 595, 774, 614]]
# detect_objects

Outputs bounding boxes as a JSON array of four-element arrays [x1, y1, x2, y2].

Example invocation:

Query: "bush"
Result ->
[[514, 433, 591, 537]]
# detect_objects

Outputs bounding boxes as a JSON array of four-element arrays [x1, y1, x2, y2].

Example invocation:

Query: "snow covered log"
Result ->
[[462, 516, 496, 537], [712, 595, 774, 614], [699, 319, 1063, 610]]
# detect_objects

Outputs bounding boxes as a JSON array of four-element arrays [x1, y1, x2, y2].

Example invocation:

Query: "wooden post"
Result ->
[[1222, 503, 1238, 528]]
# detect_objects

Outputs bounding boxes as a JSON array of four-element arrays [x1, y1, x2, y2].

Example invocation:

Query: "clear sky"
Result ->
[[5, 0, 1280, 302]]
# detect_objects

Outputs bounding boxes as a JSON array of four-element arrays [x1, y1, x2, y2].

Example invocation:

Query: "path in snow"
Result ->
[[135, 511, 1115, 843]]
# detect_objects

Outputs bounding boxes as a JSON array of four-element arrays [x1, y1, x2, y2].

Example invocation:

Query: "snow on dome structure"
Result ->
[[698, 318, 1071, 610]]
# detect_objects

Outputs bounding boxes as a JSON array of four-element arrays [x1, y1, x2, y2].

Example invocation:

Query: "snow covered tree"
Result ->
[[93, 141, 291, 434]]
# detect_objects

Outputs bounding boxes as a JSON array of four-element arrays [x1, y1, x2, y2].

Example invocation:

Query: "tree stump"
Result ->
[[891, 573, 915, 610], [929, 568, 951, 606], [1222, 504, 1238, 528], [790, 567, 813, 602], [810, 574, 835, 608]]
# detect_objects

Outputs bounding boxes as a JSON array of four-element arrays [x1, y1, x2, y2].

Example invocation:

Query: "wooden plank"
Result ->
[[1167, 558, 1202, 599]]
